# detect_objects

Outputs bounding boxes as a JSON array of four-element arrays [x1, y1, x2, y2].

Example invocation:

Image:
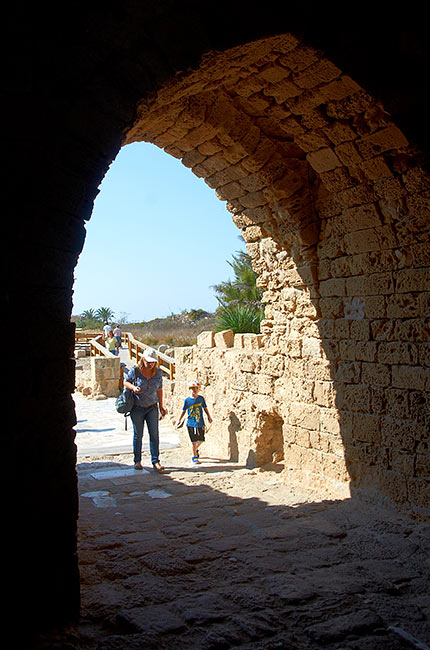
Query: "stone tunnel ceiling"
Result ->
[[119, 33, 429, 510]]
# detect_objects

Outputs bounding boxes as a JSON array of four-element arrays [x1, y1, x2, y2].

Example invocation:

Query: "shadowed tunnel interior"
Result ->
[[4, 3, 429, 642]]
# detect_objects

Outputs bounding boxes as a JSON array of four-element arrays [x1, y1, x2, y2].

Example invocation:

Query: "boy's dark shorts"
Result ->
[[187, 426, 205, 443]]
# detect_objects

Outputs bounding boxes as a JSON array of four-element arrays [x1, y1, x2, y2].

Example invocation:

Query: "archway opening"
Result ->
[[8, 15, 429, 644], [72, 140, 247, 326], [116, 31, 428, 512]]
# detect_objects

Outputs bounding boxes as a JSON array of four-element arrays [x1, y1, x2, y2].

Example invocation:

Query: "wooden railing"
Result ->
[[74, 330, 175, 382], [89, 335, 117, 358], [75, 330, 102, 343], [124, 332, 175, 380], [75, 330, 102, 352]]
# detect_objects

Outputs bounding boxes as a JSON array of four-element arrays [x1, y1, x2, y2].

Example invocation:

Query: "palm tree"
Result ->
[[212, 248, 264, 334], [96, 307, 115, 323], [81, 308, 97, 321], [212, 251, 263, 309]]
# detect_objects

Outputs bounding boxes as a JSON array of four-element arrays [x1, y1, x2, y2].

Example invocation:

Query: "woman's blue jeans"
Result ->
[[130, 405, 159, 465]]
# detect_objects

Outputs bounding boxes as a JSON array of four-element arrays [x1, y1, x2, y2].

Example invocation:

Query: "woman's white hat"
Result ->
[[143, 348, 158, 363]]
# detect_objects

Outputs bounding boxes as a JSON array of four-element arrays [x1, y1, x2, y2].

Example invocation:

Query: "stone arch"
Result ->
[[6, 7, 430, 640], [126, 32, 428, 508]]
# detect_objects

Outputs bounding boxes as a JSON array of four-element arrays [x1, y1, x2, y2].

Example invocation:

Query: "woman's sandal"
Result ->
[[152, 462, 165, 472]]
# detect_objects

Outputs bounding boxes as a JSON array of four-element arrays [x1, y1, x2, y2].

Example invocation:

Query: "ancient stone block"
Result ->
[[352, 412, 382, 443], [334, 319, 350, 339], [288, 402, 320, 430], [392, 365, 430, 391], [214, 330, 234, 349], [349, 320, 370, 341], [215, 181, 244, 201], [242, 333, 264, 350], [325, 121, 356, 145], [302, 337, 322, 359], [307, 147, 342, 173], [361, 362, 391, 387], [237, 353, 258, 373], [419, 343, 430, 367], [90, 356, 120, 381], [265, 78, 301, 103], [320, 75, 362, 101], [355, 342, 377, 362], [319, 408, 342, 435], [356, 126, 409, 159], [381, 417, 425, 451], [335, 141, 362, 166], [341, 204, 382, 231], [335, 360, 361, 383], [314, 380, 335, 407], [255, 374, 275, 395], [295, 130, 330, 152], [197, 331, 215, 348], [261, 354, 284, 377], [395, 268, 430, 293], [338, 383, 371, 412], [99, 378, 121, 397], [363, 296, 387, 319], [295, 59, 341, 89], [319, 278, 346, 297], [344, 229, 380, 254], [242, 225, 265, 242], [360, 158, 393, 183], [377, 342, 418, 365]]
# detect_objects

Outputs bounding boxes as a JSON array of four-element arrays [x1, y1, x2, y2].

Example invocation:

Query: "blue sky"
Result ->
[[72, 142, 245, 322]]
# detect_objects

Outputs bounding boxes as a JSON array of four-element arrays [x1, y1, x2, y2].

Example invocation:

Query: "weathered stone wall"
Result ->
[[130, 34, 429, 514]]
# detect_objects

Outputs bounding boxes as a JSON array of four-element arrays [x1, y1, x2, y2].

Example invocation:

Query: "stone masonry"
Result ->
[[126, 34, 430, 515]]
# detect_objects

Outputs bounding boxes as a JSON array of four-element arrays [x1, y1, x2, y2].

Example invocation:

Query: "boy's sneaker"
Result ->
[[192, 456, 200, 464]]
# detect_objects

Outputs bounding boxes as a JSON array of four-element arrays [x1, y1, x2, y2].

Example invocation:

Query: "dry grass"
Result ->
[[124, 314, 217, 349]]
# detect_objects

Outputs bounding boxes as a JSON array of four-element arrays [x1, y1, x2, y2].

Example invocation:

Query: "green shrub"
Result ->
[[215, 304, 263, 334], [76, 317, 102, 330]]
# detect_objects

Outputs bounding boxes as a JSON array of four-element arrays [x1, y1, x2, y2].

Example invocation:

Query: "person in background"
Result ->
[[113, 324, 122, 349], [124, 348, 167, 472], [105, 328, 119, 355], [176, 380, 212, 464], [103, 321, 112, 341]]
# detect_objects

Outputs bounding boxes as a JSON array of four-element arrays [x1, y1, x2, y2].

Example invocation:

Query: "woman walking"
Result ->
[[123, 348, 167, 472], [105, 329, 119, 355]]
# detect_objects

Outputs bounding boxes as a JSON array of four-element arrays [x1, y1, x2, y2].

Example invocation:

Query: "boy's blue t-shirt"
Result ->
[[183, 395, 207, 427]]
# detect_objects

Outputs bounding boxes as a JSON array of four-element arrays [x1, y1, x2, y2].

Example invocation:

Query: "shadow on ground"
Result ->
[[62, 452, 430, 650]]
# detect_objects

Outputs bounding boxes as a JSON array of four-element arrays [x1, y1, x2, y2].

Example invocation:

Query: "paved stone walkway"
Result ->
[[65, 387, 430, 650], [74, 393, 180, 458]]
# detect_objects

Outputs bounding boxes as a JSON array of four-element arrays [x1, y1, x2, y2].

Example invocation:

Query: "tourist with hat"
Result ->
[[123, 348, 167, 472]]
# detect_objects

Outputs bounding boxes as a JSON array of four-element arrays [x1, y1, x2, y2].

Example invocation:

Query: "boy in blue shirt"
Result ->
[[176, 380, 212, 463]]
